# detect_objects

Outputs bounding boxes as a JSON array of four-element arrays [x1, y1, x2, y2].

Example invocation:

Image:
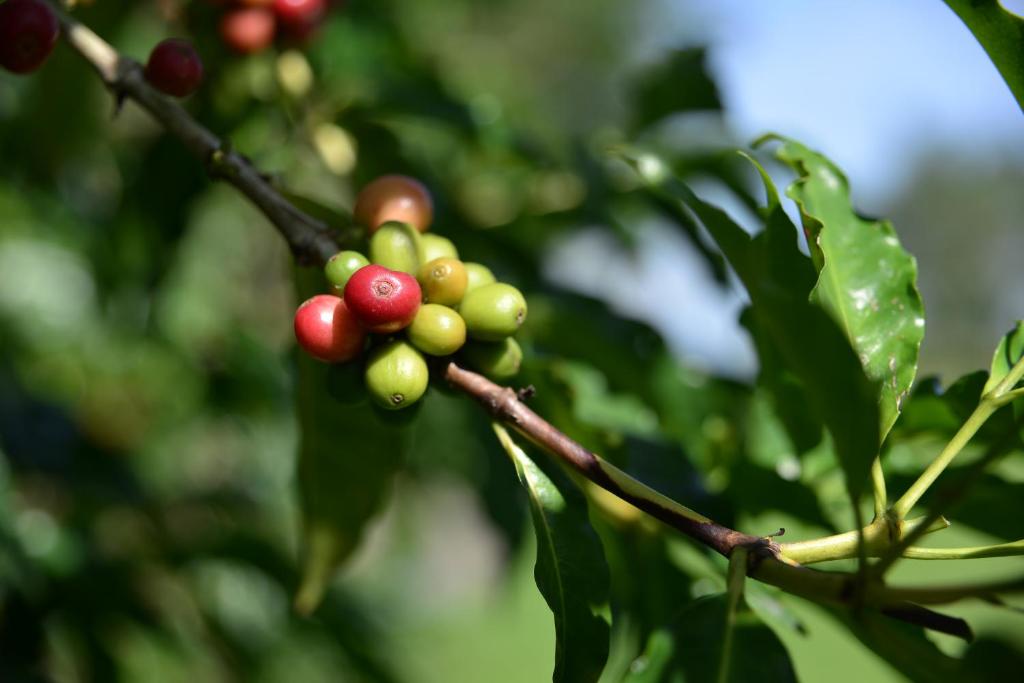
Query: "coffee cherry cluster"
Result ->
[[0, 0, 59, 75], [294, 175, 528, 410], [216, 0, 332, 55]]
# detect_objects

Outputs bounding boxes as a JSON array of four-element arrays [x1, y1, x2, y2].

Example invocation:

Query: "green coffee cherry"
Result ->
[[463, 262, 496, 293], [408, 304, 466, 356], [365, 340, 429, 410], [419, 233, 459, 263], [325, 250, 369, 293], [369, 221, 422, 275], [462, 337, 522, 380], [418, 257, 468, 306], [459, 282, 527, 341]]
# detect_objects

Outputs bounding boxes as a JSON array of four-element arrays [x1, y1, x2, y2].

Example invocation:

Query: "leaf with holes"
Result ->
[[622, 149, 880, 503], [767, 135, 925, 440]]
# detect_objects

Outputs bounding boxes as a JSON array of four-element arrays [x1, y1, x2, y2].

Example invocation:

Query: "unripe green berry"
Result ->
[[365, 340, 429, 410], [325, 250, 369, 293], [462, 337, 522, 380], [418, 257, 468, 306], [459, 283, 527, 341], [463, 262, 496, 293], [408, 304, 466, 356], [419, 233, 459, 263], [369, 221, 422, 275]]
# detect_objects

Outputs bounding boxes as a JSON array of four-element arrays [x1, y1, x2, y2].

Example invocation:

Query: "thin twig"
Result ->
[[445, 362, 765, 557], [873, 418, 1023, 576], [54, 5, 340, 266]]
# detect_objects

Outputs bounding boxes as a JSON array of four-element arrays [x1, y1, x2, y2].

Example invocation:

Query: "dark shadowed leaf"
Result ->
[[496, 426, 611, 683], [959, 637, 1024, 682], [888, 471, 1024, 542], [895, 370, 1023, 456], [767, 136, 925, 440], [833, 608, 962, 683], [621, 629, 676, 683], [741, 309, 823, 456], [629, 49, 721, 132], [647, 593, 797, 682]]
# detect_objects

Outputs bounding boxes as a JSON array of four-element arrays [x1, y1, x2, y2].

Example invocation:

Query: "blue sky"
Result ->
[[701, 0, 1024, 205]]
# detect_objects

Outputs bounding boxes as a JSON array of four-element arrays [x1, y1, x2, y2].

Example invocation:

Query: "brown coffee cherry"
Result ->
[[353, 174, 433, 234]]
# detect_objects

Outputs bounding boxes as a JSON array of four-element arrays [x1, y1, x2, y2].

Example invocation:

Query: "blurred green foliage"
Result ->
[[1, 1, 1023, 682]]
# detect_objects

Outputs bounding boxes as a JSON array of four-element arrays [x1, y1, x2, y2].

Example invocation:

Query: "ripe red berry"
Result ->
[[219, 8, 276, 55], [294, 294, 365, 362], [354, 175, 434, 234], [0, 0, 59, 75], [343, 264, 422, 334], [144, 38, 204, 98], [273, 0, 325, 37]]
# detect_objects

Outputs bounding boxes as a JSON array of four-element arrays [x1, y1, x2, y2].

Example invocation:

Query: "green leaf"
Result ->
[[624, 150, 880, 502], [549, 360, 662, 439], [984, 320, 1024, 395], [630, 48, 721, 132], [897, 371, 1020, 444], [834, 608, 962, 683], [942, 0, 1024, 112], [494, 425, 611, 683], [655, 593, 797, 683], [959, 638, 1024, 681], [621, 629, 677, 683], [741, 309, 822, 455], [523, 290, 751, 470], [292, 266, 412, 615], [767, 136, 925, 440]]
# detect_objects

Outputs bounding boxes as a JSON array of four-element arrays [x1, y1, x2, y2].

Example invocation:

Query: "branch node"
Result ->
[[743, 535, 785, 573], [206, 142, 236, 181]]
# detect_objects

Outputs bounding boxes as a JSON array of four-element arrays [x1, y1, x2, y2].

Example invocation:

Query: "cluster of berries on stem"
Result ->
[[294, 175, 528, 410]]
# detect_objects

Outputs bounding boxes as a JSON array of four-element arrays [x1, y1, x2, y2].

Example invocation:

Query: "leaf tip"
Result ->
[[293, 521, 351, 617]]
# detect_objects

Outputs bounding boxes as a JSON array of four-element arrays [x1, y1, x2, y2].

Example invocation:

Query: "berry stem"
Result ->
[[890, 349, 1024, 520]]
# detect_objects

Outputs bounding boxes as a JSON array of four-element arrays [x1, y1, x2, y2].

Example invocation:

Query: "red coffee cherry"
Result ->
[[273, 0, 325, 37], [353, 175, 434, 234], [343, 264, 421, 334], [294, 294, 365, 362], [144, 38, 204, 97], [0, 0, 60, 75], [219, 8, 276, 55]]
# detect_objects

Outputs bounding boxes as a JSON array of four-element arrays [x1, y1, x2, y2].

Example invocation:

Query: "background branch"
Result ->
[[55, 5, 340, 265]]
